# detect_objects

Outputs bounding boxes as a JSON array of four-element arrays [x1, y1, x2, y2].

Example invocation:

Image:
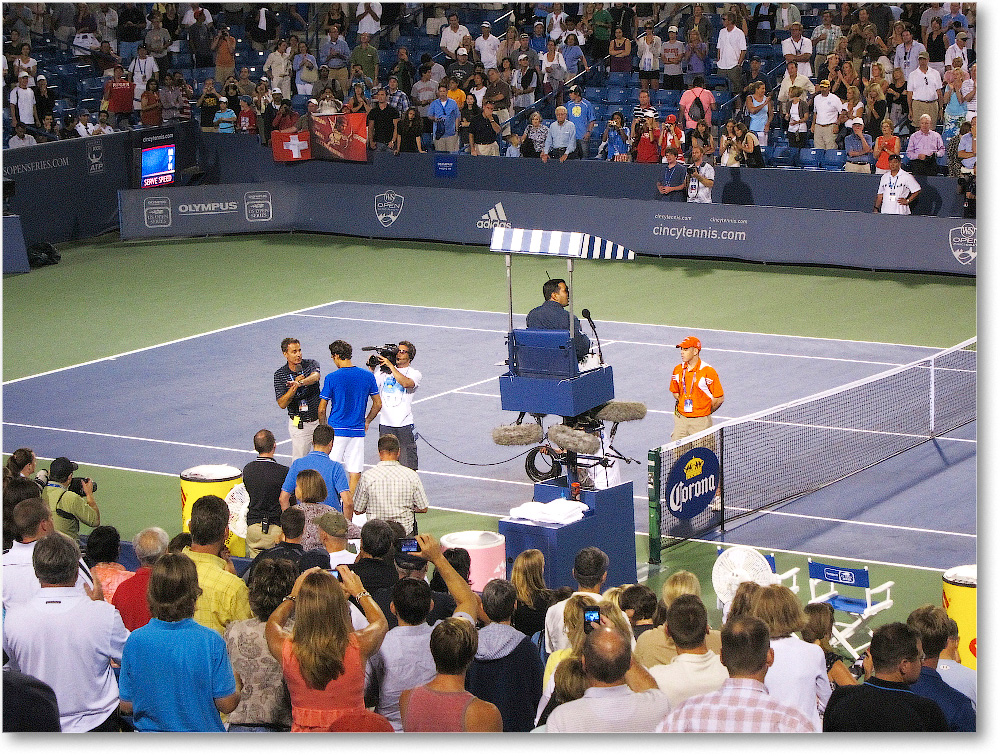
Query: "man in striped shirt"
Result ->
[[658, 617, 817, 733], [352, 434, 429, 535]]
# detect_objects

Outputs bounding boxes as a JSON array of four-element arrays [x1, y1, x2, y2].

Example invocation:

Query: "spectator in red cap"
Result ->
[[669, 337, 724, 442], [660, 113, 684, 154]]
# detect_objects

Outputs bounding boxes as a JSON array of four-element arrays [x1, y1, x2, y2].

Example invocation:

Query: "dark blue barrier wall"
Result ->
[[198, 133, 965, 218], [2, 123, 198, 247], [119, 182, 977, 275]]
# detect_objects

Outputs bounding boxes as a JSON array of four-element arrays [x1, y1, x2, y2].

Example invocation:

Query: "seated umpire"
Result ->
[[526, 278, 592, 363]]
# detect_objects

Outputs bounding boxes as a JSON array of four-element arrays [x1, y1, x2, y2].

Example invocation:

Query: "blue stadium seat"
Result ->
[[604, 87, 626, 104], [585, 86, 603, 102], [797, 147, 824, 169], [605, 72, 629, 86], [821, 149, 847, 170], [291, 94, 310, 111], [749, 44, 774, 61], [762, 143, 775, 164], [661, 90, 682, 108], [771, 145, 796, 167], [656, 105, 678, 121]]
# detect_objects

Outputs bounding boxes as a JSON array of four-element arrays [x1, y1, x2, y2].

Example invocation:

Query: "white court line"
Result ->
[[3, 422, 261, 456], [337, 301, 960, 351], [603, 338, 909, 367], [412, 376, 498, 405], [5, 298, 955, 387], [3, 300, 348, 385], [725, 507, 974, 538], [296, 313, 508, 335]]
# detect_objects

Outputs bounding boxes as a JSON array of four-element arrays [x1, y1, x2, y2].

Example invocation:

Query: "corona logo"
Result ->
[[668, 474, 717, 512], [684, 457, 704, 479]]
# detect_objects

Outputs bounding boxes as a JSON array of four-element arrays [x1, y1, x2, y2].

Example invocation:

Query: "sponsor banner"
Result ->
[[272, 130, 312, 162], [309, 113, 368, 162], [119, 183, 296, 239], [118, 180, 977, 275], [664, 447, 720, 521]]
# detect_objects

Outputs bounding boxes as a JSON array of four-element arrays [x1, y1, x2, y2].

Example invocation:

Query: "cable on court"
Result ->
[[415, 432, 535, 467]]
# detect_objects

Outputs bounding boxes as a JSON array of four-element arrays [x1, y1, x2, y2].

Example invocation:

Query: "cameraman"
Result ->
[[684, 144, 714, 203], [41, 457, 100, 542], [211, 24, 237, 84], [370, 341, 422, 470]]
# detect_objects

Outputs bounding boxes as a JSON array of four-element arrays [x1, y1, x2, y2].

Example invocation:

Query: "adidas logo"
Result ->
[[476, 202, 512, 229]]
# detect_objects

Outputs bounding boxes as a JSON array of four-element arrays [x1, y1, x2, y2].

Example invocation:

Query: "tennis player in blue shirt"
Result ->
[[318, 340, 381, 494]]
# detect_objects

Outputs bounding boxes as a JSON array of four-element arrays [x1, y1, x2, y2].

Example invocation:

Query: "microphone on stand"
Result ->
[[580, 308, 604, 364]]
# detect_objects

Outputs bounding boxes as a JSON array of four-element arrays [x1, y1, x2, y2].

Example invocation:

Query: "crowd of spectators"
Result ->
[[2, 443, 976, 732], [2, 4, 976, 184]]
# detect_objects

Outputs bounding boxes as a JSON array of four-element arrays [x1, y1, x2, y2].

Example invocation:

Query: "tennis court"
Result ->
[[3, 297, 975, 572]]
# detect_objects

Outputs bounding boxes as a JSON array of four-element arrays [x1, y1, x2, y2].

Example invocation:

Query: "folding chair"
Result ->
[[807, 558, 893, 659]]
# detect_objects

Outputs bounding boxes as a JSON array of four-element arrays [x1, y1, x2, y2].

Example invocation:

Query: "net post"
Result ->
[[718, 427, 726, 537], [647, 447, 662, 564]]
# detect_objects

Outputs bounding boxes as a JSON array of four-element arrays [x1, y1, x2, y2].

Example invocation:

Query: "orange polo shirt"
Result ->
[[670, 357, 724, 418]]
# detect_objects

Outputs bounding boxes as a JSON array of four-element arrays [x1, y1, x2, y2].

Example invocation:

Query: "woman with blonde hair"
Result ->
[[863, 60, 890, 96], [511, 548, 556, 637], [749, 584, 830, 731], [266, 566, 388, 731], [534, 656, 587, 729], [863, 83, 887, 135], [873, 118, 901, 175], [542, 594, 594, 689], [801, 602, 859, 689]]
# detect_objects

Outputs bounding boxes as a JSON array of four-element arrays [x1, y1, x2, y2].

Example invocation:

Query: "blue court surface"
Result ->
[[2, 301, 975, 571]]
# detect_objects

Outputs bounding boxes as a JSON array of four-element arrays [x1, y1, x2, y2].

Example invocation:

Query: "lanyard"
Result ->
[[680, 362, 699, 399]]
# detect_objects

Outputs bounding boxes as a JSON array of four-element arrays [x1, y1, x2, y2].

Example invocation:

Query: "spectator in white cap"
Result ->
[[294, 97, 321, 133], [844, 118, 874, 173], [447, 47, 476, 91], [9, 70, 38, 126], [213, 96, 237, 133], [873, 153, 921, 214], [476, 21, 501, 72]]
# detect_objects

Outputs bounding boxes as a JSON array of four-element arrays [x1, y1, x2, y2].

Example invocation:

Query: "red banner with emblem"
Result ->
[[309, 113, 369, 163], [271, 130, 312, 162]]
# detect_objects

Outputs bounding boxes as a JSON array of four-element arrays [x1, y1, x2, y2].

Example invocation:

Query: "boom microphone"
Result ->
[[595, 400, 648, 423], [547, 424, 602, 455], [581, 308, 595, 327], [492, 423, 544, 446]]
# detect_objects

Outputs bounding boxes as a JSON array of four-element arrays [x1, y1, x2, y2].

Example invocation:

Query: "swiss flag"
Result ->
[[272, 130, 312, 162]]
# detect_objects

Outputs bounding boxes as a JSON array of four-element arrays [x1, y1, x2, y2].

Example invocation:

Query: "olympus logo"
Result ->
[[178, 202, 239, 214], [668, 474, 717, 513], [477, 202, 512, 229]]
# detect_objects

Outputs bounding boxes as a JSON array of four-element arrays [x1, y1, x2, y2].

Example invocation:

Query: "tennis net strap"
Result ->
[[649, 338, 976, 552]]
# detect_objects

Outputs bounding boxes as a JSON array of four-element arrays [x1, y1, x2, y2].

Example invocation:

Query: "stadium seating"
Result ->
[[770, 145, 796, 167], [796, 148, 824, 169], [821, 149, 848, 171]]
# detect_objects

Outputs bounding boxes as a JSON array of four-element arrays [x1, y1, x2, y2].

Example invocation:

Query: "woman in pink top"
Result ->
[[85, 525, 135, 603], [399, 617, 503, 732], [266, 566, 387, 732]]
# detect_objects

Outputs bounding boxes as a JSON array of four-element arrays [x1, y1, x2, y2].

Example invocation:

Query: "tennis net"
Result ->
[[647, 338, 976, 561]]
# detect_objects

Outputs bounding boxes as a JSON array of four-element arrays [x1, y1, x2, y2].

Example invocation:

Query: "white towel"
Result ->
[[508, 497, 588, 524]]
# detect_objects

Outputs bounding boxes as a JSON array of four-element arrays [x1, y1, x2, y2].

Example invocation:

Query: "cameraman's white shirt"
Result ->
[[376, 365, 422, 426]]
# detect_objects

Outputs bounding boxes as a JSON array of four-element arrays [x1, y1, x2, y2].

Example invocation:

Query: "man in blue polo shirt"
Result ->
[[318, 340, 381, 495], [279, 423, 354, 518], [565, 84, 596, 159]]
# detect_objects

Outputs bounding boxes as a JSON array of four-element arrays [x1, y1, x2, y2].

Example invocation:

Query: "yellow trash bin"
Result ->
[[942, 564, 976, 670], [180, 464, 245, 557]]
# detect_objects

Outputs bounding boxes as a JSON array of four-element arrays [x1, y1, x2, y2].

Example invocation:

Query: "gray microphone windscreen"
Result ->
[[492, 423, 544, 446], [548, 424, 602, 455], [596, 400, 648, 423]]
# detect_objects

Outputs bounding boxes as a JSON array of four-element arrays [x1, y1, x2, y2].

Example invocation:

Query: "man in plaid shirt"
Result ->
[[352, 434, 428, 536], [658, 617, 817, 733]]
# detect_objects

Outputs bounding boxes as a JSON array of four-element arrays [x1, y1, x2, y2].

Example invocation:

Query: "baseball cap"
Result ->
[[272, 87, 282, 94], [78, 108, 90, 116], [568, 84, 582, 94], [520, 32, 530, 39], [481, 21, 491, 28], [849, 117, 864, 128], [666, 113, 677, 123], [18, 71, 29, 78], [518, 53, 528, 61], [218, 96, 227, 102], [50, 457, 79, 481], [457, 47, 468, 55], [36, 74, 46, 81], [313, 510, 349, 537], [320, 64, 329, 69], [534, 20, 544, 26], [917, 50, 929, 59], [668, 25, 679, 33], [819, 79, 831, 87], [751, 55, 761, 62], [676, 336, 702, 349], [307, 98, 318, 105]]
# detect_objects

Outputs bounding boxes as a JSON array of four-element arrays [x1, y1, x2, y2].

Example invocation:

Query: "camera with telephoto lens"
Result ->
[[686, 163, 698, 175], [68, 476, 97, 496], [363, 344, 399, 373]]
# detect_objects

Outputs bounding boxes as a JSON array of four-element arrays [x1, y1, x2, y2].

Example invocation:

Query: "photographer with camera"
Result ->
[[211, 24, 237, 85], [684, 144, 715, 203], [41, 456, 100, 542], [365, 340, 422, 470]]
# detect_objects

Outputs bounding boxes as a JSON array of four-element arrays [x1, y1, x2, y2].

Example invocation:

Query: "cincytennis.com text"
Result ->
[[653, 225, 746, 241]]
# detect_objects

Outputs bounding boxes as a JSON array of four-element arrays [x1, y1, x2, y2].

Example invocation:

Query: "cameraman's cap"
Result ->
[[677, 336, 702, 349], [457, 47, 468, 56], [50, 457, 79, 480], [313, 510, 349, 537], [917, 50, 929, 59]]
